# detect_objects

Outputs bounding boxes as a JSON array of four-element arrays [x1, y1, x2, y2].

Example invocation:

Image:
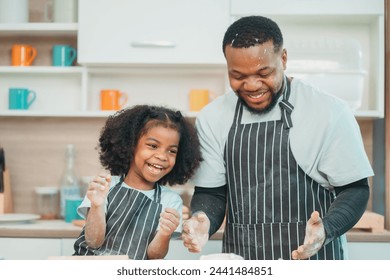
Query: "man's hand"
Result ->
[[291, 211, 326, 260], [181, 211, 210, 253]]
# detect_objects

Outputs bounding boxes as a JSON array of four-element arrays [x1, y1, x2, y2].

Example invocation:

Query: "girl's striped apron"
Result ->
[[223, 78, 343, 260], [74, 179, 162, 259]]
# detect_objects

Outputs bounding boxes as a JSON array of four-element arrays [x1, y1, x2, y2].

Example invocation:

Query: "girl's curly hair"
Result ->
[[98, 105, 202, 186]]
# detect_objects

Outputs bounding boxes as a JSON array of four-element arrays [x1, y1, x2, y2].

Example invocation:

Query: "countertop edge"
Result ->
[[0, 228, 80, 238], [210, 229, 390, 243], [1, 221, 390, 242], [345, 230, 390, 242]]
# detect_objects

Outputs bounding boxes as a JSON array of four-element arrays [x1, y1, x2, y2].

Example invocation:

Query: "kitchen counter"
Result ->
[[0, 219, 83, 238], [1, 219, 390, 242], [345, 229, 390, 242]]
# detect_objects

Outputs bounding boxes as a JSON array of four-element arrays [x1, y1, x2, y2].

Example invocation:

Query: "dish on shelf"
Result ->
[[0, 213, 40, 224]]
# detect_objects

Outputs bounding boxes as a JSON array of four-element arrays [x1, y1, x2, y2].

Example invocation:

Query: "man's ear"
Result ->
[[282, 48, 287, 70]]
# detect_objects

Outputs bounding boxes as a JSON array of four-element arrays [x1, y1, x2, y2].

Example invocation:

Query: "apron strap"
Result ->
[[153, 184, 161, 204], [279, 77, 294, 129], [233, 99, 244, 125]]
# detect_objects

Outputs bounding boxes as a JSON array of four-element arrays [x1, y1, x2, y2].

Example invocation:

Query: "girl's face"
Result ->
[[127, 125, 180, 190]]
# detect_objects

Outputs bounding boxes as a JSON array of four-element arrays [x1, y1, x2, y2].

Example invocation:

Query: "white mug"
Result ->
[[45, 0, 78, 23], [0, 0, 29, 23]]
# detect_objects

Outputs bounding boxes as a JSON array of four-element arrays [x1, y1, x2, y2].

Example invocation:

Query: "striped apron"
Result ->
[[73, 179, 162, 259], [223, 78, 343, 260]]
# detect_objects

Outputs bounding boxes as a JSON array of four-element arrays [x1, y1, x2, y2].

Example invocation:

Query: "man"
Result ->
[[181, 16, 373, 260]]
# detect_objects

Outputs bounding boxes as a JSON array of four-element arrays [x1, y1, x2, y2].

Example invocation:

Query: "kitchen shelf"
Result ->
[[0, 110, 199, 118], [354, 110, 385, 119], [231, 0, 383, 16], [0, 23, 81, 117], [0, 66, 84, 74], [0, 23, 78, 36], [0, 111, 106, 118], [0, 64, 225, 117]]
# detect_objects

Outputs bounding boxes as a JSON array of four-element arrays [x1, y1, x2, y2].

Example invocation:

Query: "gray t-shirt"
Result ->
[[191, 78, 374, 190]]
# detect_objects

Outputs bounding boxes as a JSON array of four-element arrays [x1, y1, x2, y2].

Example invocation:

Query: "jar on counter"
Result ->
[[35, 186, 60, 220]]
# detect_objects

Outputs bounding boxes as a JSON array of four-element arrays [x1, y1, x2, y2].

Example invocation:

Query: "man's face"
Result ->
[[225, 41, 287, 113]]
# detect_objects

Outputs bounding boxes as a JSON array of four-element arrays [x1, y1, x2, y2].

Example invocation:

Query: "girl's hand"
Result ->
[[158, 208, 180, 237], [86, 174, 111, 207]]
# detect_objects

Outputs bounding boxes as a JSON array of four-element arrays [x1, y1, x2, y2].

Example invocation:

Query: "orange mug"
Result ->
[[189, 89, 210, 111], [100, 89, 128, 110], [11, 44, 38, 66]]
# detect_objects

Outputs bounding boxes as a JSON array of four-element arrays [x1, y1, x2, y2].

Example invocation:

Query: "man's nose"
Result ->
[[244, 76, 262, 91]]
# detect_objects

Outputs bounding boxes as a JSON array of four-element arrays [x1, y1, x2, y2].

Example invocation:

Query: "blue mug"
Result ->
[[8, 88, 37, 110], [52, 45, 77, 66], [65, 198, 83, 223]]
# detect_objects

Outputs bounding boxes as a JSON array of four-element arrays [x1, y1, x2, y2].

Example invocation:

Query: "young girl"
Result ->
[[73, 105, 202, 259]]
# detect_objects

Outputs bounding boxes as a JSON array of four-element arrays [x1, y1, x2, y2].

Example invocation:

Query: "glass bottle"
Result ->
[[59, 144, 81, 218]]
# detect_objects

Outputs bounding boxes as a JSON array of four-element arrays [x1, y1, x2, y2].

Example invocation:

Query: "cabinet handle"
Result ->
[[130, 41, 176, 48]]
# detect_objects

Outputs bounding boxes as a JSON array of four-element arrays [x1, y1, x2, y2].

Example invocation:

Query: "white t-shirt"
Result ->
[[191, 78, 374, 190], [78, 176, 183, 232]]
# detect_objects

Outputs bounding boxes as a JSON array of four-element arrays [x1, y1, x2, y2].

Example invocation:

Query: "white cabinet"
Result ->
[[230, 0, 385, 118], [2, 237, 390, 260], [78, 0, 230, 65], [62, 238, 76, 256], [0, 237, 76, 260], [347, 242, 390, 260], [165, 239, 390, 260], [63, 238, 223, 260], [165, 239, 222, 260], [0, 237, 62, 260]]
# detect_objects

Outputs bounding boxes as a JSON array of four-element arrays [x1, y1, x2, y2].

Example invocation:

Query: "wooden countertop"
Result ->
[[0, 219, 83, 238], [1, 219, 390, 242], [345, 229, 390, 242]]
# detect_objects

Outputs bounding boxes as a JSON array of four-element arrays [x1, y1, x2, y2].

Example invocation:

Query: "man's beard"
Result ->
[[238, 77, 286, 115], [238, 91, 281, 115]]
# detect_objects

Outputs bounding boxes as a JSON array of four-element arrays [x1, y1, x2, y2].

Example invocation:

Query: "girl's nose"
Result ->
[[154, 151, 168, 161]]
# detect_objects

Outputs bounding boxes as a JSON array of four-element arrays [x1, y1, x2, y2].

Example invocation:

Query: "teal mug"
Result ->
[[65, 198, 83, 223], [52, 45, 77, 66], [8, 88, 37, 110]]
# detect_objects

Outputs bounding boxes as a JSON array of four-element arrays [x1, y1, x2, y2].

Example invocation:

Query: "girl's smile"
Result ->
[[126, 125, 180, 190]]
